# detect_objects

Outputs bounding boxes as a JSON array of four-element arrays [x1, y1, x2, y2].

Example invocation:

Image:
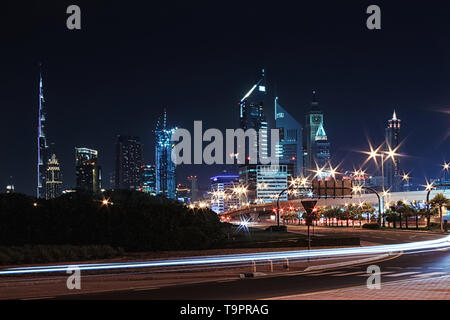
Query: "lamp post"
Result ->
[[364, 142, 401, 227]]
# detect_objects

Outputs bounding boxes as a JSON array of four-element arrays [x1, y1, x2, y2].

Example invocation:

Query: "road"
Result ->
[[277, 224, 443, 245], [53, 230, 449, 300]]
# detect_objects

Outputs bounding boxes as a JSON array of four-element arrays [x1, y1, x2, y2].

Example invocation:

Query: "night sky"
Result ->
[[1, 0, 449, 195]]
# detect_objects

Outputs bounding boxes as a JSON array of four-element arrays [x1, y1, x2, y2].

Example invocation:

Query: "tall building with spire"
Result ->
[[155, 109, 177, 199], [274, 97, 303, 177], [37, 70, 49, 198], [385, 110, 401, 192], [303, 91, 331, 177]]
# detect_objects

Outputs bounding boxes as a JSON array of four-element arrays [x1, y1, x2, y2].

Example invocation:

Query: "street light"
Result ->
[[443, 162, 449, 183]]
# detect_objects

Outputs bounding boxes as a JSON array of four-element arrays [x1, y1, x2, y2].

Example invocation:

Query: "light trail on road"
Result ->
[[1, 236, 449, 275]]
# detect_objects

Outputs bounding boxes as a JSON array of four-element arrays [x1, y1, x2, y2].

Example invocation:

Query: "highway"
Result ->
[[1, 228, 447, 300], [54, 244, 450, 300], [49, 229, 449, 300]]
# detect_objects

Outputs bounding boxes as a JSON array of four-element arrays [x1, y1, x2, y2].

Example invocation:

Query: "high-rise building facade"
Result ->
[[176, 184, 191, 204], [187, 175, 199, 203], [115, 135, 143, 190], [75, 148, 101, 192], [37, 72, 49, 198], [303, 91, 331, 176], [155, 110, 177, 199], [45, 154, 62, 199], [239, 69, 268, 164], [238, 70, 269, 202], [256, 165, 288, 204], [275, 97, 303, 178], [210, 175, 239, 213], [385, 111, 401, 192], [141, 164, 156, 194]]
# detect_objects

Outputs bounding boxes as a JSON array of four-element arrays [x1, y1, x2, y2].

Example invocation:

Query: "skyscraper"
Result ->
[[238, 70, 268, 202], [45, 154, 62, 199], [303, 91, 331, 176], [37, 71, 49, 198], [275, 97, 303, 178], [176, 184, 191, 204], [239, 69, 268, 163], [141, 164, 156, 194], [187, 175, 199, 203], [155, 110, 177, 199], [75, 148, 101, 192], [115, 135, 143, 190], [385, 110, 401, 192]]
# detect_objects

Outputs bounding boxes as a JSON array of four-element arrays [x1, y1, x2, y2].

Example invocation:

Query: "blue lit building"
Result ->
[[210, 175, 239, 213], [155, 110, 177, 199], [275, 97, 303, 178]]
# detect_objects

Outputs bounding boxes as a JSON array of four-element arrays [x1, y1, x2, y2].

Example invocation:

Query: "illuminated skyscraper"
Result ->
[[155, 110, 177, 199], [37, 71, 49, 198], [115, 135, 143, 190], [239, 69, 268, 162], [303, 91, 331, 176], [275, 97, 303, 177], [256, 165, 288, 204], [45, 154, 62, 199], [176, 184, 191, 204], [210, 175, 239, 213], [141, 164, 156, 194], [385, 110, 401, 192], [75, 148, 101, 192], [238, 70, 268, 202]]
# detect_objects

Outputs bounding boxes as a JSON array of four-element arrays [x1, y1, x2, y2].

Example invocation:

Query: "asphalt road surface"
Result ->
[[55, 234, 450, 300]]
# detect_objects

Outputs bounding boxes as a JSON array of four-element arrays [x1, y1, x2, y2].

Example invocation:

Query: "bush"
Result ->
[[362, 223, 380, 230], [0, 190, 226, 252], [0, 245, 123, 266]]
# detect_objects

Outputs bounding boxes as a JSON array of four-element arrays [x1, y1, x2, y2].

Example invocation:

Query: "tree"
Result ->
[[359, 203, 375, 224], [343, 205, 357, 227], [394, 201, 414, 229], [324, 206, 341, 227], [385, 208, 399, 228], [430, 193, 450, 232]]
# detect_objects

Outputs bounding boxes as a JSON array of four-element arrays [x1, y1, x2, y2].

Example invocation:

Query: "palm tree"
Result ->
[[430, 193, 450, 232], [325, 206, 341, 227], [385, 208, 398, 228], [395, 201, 414, 229]]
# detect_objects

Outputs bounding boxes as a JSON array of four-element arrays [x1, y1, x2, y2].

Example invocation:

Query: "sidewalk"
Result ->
[[269, 275, 450, 300]]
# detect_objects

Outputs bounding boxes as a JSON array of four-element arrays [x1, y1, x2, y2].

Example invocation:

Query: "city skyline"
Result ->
[[1, 2, 449, 195]]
